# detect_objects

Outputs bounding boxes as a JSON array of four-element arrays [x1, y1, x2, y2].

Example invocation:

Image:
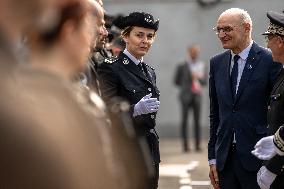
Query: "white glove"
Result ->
[[252, 136, 276, 160], [133, 93, 160, 117], [257, 166, 276, 189]]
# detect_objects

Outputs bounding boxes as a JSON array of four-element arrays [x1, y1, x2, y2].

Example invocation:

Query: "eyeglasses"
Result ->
[[213, 26, 237, 35]]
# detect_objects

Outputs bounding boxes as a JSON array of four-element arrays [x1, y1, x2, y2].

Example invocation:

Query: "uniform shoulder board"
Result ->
[[145, 63, 155, 70], [104, 56, 119, 64]]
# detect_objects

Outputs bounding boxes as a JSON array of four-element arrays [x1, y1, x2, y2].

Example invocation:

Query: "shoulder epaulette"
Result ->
[[104, 56, 118, 64], [145, 63, 155, 70]]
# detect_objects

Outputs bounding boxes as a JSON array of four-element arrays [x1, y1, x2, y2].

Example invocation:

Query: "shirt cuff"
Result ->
[[209, 159, 216, 165]]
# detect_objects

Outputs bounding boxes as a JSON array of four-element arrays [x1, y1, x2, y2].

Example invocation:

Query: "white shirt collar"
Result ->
[[231, 40, 253, 60], [123, 49, 143, 65]]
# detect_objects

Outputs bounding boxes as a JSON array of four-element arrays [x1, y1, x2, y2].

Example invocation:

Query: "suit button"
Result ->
[[148, 88, 152, 92], [151, 115, 155, 119], [232, 109, 236, 113], [133, 89, 136, 93]]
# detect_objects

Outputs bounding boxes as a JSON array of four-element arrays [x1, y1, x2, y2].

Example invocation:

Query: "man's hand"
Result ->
[[209, 164, 220, 189], [257, 166, 276, 189], [252, 136, 276, 160]]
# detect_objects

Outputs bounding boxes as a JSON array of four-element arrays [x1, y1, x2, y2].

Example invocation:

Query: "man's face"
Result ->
[[188, 45, 200, 61], [216, 14, 248, 53], [266, 34, 283, 62], [94, 14, 108, 50]]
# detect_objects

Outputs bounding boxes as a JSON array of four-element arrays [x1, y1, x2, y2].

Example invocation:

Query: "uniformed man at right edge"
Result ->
[[251, 10, 284, 189]]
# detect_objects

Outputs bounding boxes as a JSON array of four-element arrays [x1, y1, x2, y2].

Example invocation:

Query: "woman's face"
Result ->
[[123, 26, 155, 59]]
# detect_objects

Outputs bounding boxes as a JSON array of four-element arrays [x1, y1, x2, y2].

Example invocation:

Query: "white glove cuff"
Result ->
[[133, 104, 141, 117]]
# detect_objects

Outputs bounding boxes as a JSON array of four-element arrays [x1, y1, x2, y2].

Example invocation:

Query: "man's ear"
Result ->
[[244, 22, 251, 33], [278, 36, 284, 47], [59, 20, 76, 43], [122, 35, 129, 44]]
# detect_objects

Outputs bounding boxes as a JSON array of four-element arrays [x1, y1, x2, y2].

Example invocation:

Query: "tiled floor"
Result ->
[[158, 138, 211, 189]]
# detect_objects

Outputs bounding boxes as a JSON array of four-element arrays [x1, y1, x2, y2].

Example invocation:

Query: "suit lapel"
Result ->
[[235, 42, 259, 103], [121, 54, 152, 84]]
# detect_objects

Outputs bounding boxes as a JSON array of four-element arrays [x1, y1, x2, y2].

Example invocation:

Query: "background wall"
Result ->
[[104, 0, 284, 138]]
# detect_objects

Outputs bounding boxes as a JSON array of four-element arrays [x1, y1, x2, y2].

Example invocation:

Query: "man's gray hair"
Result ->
[[221, 8, 253, 27]]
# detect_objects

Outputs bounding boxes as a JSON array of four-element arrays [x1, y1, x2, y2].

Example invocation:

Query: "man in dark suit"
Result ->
[[251, 11, 284, 189], [174, 44, 206, 152], [97, 12, 161, 189], [207, 8, 281, 189]]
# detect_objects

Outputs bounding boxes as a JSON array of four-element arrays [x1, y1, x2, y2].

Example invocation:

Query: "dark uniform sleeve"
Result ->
[[265, 155, 284, 175], [274, 126, 284, 155], [97, 61, 119, 106], [265, 127, 284, 175]]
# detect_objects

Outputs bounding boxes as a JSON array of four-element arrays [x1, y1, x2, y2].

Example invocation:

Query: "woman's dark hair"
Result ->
[[121, 26, 133, 37]]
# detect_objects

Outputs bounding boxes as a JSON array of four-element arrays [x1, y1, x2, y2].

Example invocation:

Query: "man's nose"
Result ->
[[103, 26, 108, 37], [218, 30, 226, 38]]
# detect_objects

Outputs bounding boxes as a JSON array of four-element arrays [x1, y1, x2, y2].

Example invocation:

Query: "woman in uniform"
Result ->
[[97, 11, 161, 189]]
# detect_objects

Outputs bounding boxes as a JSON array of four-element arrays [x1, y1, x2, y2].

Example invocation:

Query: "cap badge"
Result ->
[[144, 15, 153, 23]]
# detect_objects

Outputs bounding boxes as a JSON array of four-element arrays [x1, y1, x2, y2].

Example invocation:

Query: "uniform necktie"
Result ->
[[138, 62, 147, 78], [231, 54, 240, 98]]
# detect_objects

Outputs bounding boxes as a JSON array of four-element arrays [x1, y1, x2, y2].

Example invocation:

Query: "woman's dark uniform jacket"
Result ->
[[97, 52, 161, 164]]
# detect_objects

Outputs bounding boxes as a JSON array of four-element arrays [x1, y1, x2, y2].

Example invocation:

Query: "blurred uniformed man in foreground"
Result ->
[[97, 11, 161, 189], [0, 0, 119, 188], [251, 10, 284, 189], [82, 0, 110, 93]]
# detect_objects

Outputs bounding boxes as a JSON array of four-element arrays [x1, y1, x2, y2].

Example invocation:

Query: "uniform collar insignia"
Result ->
[[105, 57, 118, 64], [123, 58, 129, 65]]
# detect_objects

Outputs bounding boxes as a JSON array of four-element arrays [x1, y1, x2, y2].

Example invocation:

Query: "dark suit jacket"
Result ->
[[208, 42, 281, 172], [264, 68, 284, 188], [174, 61, 206, 103], [97, 52, 161, 163]]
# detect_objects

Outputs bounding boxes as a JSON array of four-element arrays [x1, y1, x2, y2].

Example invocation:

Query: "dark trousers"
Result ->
[[146, 131, 160, 189], [149, 163, 159, 189], [218, 145, 260, 189], [180, 95, 201, 151]]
